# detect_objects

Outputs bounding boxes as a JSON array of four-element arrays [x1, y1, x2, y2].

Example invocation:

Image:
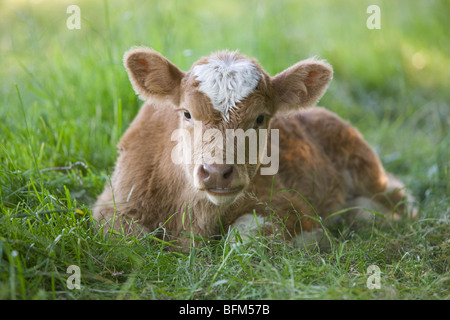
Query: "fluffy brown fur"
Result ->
[[93, 47, 416, 251]]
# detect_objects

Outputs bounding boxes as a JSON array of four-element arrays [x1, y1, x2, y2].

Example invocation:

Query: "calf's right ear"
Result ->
[[124, 47, 185, 106]]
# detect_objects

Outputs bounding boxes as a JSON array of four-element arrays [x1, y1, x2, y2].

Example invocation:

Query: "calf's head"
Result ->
[[124, 47, 332, 206]]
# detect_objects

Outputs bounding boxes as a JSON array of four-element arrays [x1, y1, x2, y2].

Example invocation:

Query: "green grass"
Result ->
[[0, 0, 448, 300]]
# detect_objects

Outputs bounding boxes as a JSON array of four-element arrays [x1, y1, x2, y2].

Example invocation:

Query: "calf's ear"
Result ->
[[124, 47, 184, 105], [272, 58, 333, 112]]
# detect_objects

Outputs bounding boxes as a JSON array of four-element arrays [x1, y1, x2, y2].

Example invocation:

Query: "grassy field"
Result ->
[[0, 0, 448, 300]]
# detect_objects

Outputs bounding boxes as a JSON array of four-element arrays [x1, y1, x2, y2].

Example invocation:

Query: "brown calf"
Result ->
[[93, 47, 416, 250]]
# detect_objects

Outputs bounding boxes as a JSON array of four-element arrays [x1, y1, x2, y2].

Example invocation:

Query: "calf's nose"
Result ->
[[198, 164, 236, 189]]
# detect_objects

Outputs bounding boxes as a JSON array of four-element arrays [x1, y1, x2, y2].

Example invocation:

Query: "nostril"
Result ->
[[222, 165, 234, 180], [199, 164, 210, 181]]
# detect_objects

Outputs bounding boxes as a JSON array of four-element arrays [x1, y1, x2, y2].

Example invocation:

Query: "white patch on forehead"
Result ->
[[192, 51, 261, 120]]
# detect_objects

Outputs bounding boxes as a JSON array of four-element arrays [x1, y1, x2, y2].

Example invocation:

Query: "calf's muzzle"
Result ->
[[198, 164, 241, 195]]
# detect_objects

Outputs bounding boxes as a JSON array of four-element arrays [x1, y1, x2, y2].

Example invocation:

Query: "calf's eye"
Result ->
[[184, 111, 192, 120], [256, 115, 265, 125]]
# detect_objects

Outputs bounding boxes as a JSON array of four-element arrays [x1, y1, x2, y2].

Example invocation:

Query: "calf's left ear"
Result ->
[[124, 47, 185, 106], [271, 58, 333, 112]]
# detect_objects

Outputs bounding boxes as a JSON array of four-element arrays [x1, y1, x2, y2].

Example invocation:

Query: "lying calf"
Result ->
[[93, 47, 416, 250]]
